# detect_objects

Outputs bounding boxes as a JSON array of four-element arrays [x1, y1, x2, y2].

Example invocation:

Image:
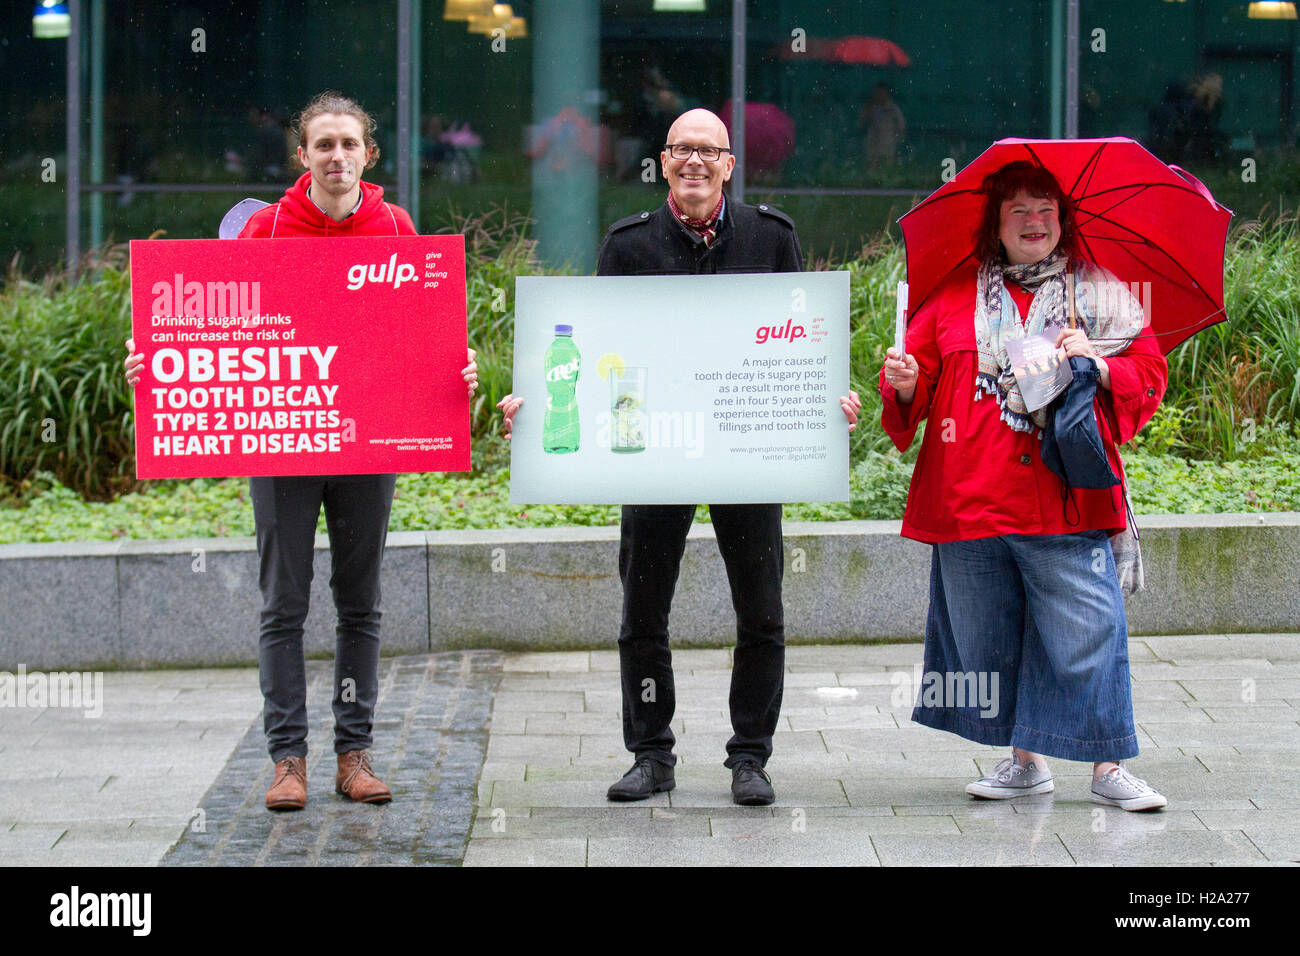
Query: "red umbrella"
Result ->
[[899, 137, 1232, 353], [828, 37, 910, 67], [770, 36, 910, 67]]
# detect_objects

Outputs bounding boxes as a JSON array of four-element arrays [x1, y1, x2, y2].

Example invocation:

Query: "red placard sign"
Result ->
[[129, 235, 470, 478]]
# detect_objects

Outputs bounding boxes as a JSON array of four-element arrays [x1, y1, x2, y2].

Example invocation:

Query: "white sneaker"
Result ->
[[966, 753, 1054, 799], [1091, 764, 1168, 811]]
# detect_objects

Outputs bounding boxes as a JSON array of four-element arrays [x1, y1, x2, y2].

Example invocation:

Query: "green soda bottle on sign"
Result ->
[[543, 324, 580, 453]]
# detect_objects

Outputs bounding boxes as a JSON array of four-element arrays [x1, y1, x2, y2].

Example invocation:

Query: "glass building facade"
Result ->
[[4, 1, 1297, 275]]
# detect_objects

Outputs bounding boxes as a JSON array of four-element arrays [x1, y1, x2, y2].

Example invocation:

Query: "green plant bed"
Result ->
[[3, 447, 1296, 546]]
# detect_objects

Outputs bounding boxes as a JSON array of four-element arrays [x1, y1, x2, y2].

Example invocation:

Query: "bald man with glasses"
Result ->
[[501, 108, 860, 806]]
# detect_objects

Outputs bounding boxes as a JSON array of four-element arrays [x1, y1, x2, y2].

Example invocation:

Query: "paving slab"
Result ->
[[462, 837, 587, 867], [1195, 808, 1300, 830], [1094, 750, 1211, 773], [680, 716, 749, 734], [841, 776, 979, 809], [525, 713, 639, 735], [785, 645, 904, 668], [707, 812, 960, 838], [1130, 701, 1213, 722], [1060, 829, 1267, 865], [1194, 751, 1300, 773], [1129, 660, 1280, 680], [484, 734, 580, 762], [779, 671, 845, 687], [469, 808, 712, 840], [787, 711, 898, 732], [497, 674, 613, 691], [1128, 642, 1159, 662], [1141, 722, 1300, 749], [896, 752, 990, 777], [491, 691, 587, 712], [779, 686, 893, 710], [1145, 634, 1300, 661], [823, 728, 981, 753], [956, 808, 1208, 835], [1153, 773, 1299, 804], [667, 649, 733, 669], [582, 690, 623, 711], [1238, 829, 1300, 862], [903, 802, 1041, 825], [1200, 704, 1300, 722], [478, 761, 528, 782], [1129, 681, 1195, 701], [871, 831, 1075, 866], [487, 713, 528, 734], [1236, 664, 1300, 677], [502, 652, 591, 673], [1181, 678, 1300, 701], [525, 764, 635, 782], [585, 834, 881, 867], [766, 752, 856, 773], [1248, 794, 1300, 810]]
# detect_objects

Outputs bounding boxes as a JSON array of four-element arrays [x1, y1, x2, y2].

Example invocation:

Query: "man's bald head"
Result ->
[[665, 108, 730, 149], [661, 108, 735, 219]]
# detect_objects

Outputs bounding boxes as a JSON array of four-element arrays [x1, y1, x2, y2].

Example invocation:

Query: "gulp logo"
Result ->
[[547, 358, 580, 382], [346, 254, 417, 290], [756, 319, 806, 344]]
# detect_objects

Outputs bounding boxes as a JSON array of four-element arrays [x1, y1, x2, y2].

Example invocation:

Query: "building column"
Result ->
[[531, 0, 600, 271]]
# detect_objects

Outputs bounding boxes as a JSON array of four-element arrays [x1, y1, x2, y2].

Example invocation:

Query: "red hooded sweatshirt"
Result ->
[[239, 171, 416, 238]]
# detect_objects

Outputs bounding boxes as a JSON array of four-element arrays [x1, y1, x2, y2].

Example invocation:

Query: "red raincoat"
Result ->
[[879, 263, 1167, 544]]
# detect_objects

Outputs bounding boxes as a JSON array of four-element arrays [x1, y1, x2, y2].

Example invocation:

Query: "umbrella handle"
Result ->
[[1067, 272, 1078, 330], [1168, 165, 1218, 207]]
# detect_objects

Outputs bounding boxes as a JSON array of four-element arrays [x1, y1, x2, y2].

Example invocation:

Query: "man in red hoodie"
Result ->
[[126, 92, 477, 811], [238, 96, 415, 238]]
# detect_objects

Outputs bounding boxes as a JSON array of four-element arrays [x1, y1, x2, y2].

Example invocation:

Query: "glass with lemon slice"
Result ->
[[598, 352, 647, 453]]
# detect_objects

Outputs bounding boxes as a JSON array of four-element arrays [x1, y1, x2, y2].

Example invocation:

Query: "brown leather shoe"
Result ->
[[265, 756, 307, 811], [335, 750, 392, 804]]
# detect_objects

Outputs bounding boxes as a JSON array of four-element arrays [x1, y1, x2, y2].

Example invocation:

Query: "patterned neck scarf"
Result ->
[[668, 193, 724, 247], [974, 252, 1144, 433]]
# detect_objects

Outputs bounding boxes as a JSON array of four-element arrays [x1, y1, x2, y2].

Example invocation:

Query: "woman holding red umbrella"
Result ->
[[880, 160, 1169, 811]]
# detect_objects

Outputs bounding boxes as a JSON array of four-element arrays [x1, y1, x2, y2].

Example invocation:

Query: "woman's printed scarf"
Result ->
[[974, 252, 1145, 433]]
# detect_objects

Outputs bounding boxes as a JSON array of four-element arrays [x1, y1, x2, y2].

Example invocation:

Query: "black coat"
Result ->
[[596, 199, 803, 277]]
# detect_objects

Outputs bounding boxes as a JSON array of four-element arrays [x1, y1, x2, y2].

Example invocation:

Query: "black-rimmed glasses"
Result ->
[[662, 144, 733, 162]]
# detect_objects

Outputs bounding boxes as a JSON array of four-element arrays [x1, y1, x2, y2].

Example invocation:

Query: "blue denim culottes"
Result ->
[[911, 530, 1139, 762]]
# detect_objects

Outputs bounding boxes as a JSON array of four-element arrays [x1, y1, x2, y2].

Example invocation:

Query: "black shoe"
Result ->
[[606, 758, 675, 802], [731, 758, 775, 806]]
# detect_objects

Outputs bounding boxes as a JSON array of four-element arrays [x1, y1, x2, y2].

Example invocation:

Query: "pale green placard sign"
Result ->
[[510, 271, 850, 505]]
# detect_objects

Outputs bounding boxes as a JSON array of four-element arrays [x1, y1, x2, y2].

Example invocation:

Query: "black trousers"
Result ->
[[249, 474, 396, 762], [617, 503, 785, 768]]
